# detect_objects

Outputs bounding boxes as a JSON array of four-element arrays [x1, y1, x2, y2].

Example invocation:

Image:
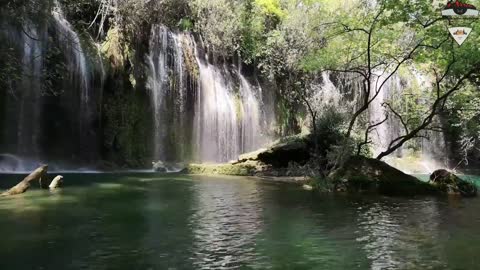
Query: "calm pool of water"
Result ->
[[0, 173, 479, 270]]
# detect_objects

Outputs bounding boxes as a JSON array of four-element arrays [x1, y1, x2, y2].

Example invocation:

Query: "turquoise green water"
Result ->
[[1, 173, 480, 270]]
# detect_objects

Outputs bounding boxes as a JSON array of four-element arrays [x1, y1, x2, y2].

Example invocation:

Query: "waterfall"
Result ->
[[51, 2, 99, 163], [193, 56, 241, 162], [52, 3, 92, 121], [309, 69, 447, 173], [146, 25, 272, 163], [17, 23, 45, 158], [0, 2, 99, 172], [369, 73, 404, 158], [368, 70, 448, 173], [192, 38, 270, 162], [147, 25, 169, 160], [146, 25, 196, 162], [238, 75, 264, 153], [310, 72, 357, 113]]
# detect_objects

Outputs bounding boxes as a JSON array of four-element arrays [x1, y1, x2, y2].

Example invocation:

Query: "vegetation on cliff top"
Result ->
[[2, 0, 480, 171]]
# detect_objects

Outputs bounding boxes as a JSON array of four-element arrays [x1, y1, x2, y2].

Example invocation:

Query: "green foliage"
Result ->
[[177, 18, 194, 31], [190, 0, 243, 55], [254, 0, 286, 18], [313, 107, 345, 146], [4, 0, 480, 168], [310, 106, 351, 174], [0, 46, 22, 94]]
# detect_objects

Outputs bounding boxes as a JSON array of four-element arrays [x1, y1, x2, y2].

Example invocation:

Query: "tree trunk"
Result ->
[[1, 165, 48, 196]]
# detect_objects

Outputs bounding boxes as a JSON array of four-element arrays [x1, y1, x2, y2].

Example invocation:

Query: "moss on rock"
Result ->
[[430, 169, 477, 197], [183, 163, 258, 176], [330, 156, 441, 196], [236, 133, 311, 167]]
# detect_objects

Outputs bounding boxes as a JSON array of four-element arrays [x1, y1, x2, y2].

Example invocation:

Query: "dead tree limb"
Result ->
[[357, 115, 389, 156], [1, 165, 48, 196]]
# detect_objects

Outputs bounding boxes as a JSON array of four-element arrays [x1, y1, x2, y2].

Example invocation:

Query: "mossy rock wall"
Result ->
[[101, 70, 154, 168]]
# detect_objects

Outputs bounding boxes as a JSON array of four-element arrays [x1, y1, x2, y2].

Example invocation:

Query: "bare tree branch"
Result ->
[[357, 115, 388, 155], [384, 102, 409, 134], [376, 61, 480, 160]]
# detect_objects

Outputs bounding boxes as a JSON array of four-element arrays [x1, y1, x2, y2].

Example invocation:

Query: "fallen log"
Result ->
[[1, 165, 48, 196], [49, 175, 63, 189]]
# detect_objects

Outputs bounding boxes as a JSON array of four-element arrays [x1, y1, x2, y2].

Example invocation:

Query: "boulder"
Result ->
[[49, 175, 64, 189], [302, 184, 314, 191], [164, 162, 186, 173], [329, 156, 440, 196], [152, 161, 166, 172], [235, 133, 311, 167], [430, 169, 477, 197]]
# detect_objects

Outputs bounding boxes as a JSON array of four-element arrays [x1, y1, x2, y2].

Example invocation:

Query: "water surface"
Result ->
[[0, 173, 479, 270]]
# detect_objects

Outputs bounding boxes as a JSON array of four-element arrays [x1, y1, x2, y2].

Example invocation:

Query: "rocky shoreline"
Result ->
[[178, 134, 478, 198]]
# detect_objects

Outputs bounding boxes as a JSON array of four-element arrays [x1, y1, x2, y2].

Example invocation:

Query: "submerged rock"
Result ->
[[152, 161, 166, 172], [302, 184, 314, 191], [330, 156, 440, 196], [430, 169, 477, 197]]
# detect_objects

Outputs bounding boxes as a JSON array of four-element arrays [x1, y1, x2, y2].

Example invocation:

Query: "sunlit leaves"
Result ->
[[254, 0, 286, 18]]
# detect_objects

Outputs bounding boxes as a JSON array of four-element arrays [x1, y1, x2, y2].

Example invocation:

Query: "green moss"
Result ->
[[102, 81, 153, 168], [182, 41, 199, 79], [101, 27, 126, 70], [330, 156, 441, 196], [178, 18, 194, 31], [238, 133, 311, 168], [183, 163, 257, 176], [234, 92, 244, 121]]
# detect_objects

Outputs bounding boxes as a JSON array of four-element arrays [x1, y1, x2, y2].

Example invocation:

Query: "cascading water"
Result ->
[[0, 20, 47, 172], [147, 26, 170, 160], [0, 2, 100, 172], [368, 70, 448, 173], [52, 3, 95, 156], [52, 5, 90, 104], [369, 73, 404, 158], [18, 23, 45, 159], [310, 72, 357, 112], [193, 58, 241, 162], [192, 39, 271, 162], [238, 75, 264, 153], [147, 25, 197, 162], [309, 69, 447, 173], [146, 25, 272, 163]]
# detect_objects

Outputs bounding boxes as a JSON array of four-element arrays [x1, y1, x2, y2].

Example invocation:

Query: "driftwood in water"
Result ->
[[49, 175, 63, 189], [1, 165, 48, 196]]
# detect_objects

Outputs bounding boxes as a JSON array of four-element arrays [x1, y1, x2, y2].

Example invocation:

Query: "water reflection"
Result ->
[[190, 177, 263, 269], [356, 199, 445, 269], [1, 174, 480, 269]]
